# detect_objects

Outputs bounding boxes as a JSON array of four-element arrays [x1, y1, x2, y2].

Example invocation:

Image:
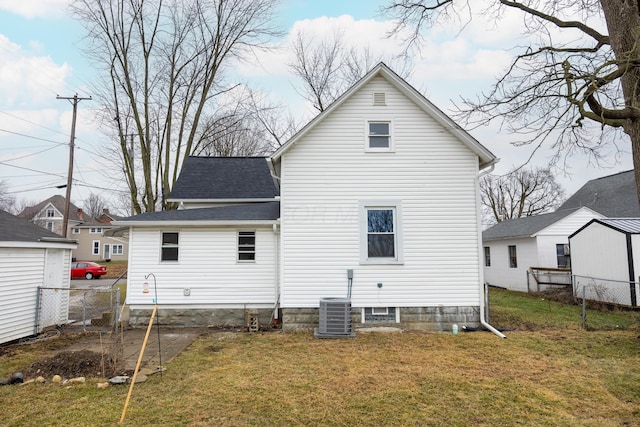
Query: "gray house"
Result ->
[[0, 210, 76, 344]]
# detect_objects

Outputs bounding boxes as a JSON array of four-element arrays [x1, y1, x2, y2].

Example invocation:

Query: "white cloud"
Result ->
[[0, 36, 71, 108], [0, 0, 69, 19]]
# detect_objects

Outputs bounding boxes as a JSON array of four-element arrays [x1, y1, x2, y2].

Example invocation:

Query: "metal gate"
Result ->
[[36, 286, 120, 333]]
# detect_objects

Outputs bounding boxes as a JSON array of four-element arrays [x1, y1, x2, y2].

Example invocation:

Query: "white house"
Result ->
[[482, 170, 639, 292], [569, 218, 640, 307], [116, 63, 503, 334], [483, 207, 603, 292], [0, 210, 77, 345]]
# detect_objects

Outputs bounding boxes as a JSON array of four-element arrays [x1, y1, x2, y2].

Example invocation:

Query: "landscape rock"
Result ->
[[0, 377, 9, 386], [36, 376, 46, 383], [109, 375, 129, 385], [68, 377, 86, 384], [9, 372, 24, 384], [97, 382, 110, 389], [52, 375, 62, 383]]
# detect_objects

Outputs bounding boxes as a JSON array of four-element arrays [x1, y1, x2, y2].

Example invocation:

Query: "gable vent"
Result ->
[[373, 92, 386, 106]]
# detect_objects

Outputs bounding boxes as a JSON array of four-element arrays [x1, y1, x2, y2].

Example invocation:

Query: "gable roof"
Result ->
[[482, 208, 583, 241], [168, 157, 279, 202], [570, 218, 640, 238], [271, 62, 497, 169], [0, 209, 76, 244], [558, 170, 639, 217], [17, 195, 82, 221], [115, 201, 280, 226]]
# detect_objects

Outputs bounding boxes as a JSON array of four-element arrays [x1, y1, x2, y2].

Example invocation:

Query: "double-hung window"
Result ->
[[46, 209, 55, 217], [366, 121, 392, 151], [112, 244, 124, 255], [360, 201, 403, 264], [556, 244, 570, 268], [161, 232, 179, 261], [92, 240, 100, 256], [238, 231, 256, 262], [508, 245, 517, 268], [484, 246, 491, 267]]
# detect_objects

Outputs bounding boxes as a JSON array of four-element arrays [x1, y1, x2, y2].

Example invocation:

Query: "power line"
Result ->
[[0, 110, 68, 137], [0, 128, 67, 145]]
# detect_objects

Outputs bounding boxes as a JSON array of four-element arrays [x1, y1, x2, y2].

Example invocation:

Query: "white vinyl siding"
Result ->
[[0, 247, 73, 345], [279, 76, 482, 308], [127, 227, 277, 307]]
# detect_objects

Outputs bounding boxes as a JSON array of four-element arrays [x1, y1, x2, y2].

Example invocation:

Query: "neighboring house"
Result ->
[[0, 210, 76, 344], [69, 216, 129, 262], [116, 63, 499, 333], [20, 197, 128, 262], [18, 194, 83, 236], [483, 207, 603, 292], [570, 218, 640, 307], [482, 170, 640, 292]]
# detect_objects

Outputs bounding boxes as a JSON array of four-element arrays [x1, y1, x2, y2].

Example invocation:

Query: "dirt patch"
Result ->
[[21, 350, 132, 380]]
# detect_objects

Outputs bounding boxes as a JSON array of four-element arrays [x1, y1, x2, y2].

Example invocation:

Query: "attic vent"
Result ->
[[373, 92, 386, 106], [314, 298, 355, 338]]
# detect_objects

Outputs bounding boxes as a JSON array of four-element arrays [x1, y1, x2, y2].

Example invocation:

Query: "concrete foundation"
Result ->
[[128, 308, 273, 329], [127, 305, 480, 332], [282, 305, 481, 332]]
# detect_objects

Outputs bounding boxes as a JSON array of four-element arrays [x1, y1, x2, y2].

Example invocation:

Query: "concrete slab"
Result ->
[[64, 327, 206, 371]]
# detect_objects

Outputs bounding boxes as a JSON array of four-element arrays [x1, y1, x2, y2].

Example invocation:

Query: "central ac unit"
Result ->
[[314, 297, 355, 338]]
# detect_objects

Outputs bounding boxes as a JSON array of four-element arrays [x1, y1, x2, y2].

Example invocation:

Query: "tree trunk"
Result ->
[[600, 0, 640, 203]]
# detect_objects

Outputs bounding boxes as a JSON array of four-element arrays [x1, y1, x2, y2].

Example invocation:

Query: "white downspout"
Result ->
[[477, 163, 507, 339], [272, 222, 280, 322]]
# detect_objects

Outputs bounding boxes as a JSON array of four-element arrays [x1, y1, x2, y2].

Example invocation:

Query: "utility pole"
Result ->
[[57, 94, 91, 238]]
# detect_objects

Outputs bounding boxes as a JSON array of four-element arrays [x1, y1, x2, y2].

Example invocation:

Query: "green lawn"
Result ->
[[1, 288, 639, 426]]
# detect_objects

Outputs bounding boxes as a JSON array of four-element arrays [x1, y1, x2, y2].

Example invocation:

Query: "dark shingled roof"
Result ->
[[0, 209, 72, 242], [558, 170, 639, 217], [119, 202, 280, 223], [482, 208, 580, 241], [17, 195, 82, 221], [484, 170, 639, 241], [168, 157, 279, 201]]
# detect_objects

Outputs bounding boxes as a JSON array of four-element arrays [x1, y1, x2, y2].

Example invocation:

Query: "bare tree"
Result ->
[[83, 193, 108, 219], [70, 0, 281, 213], [290, 28, 411, 113], [0, 179, 16, 213], [382, 1, 640, 202], [480, 166, 565, 225]]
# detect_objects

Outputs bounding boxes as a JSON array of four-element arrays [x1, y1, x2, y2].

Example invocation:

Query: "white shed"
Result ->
[[569, 218, 640, 307], [0, 210, 77, 344]]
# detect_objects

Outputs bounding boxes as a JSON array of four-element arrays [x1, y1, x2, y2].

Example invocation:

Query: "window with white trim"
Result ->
[[484, 246, 491, 267], [72, 228, 80, 234], [366, 121, 392, 151], [238, 231, 256, 262], [90, 227, 103, 234], [92, 240, 100, 255], [508, 245, 517, 268], [46, 209, 55, 217], [161, 232, 179, 261], [46, 222, 54, 231], [360, 201, 403, 264], [112, 244, 124, 255]]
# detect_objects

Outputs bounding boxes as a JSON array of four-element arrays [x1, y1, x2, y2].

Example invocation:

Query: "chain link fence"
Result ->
[[572, 275, 639, 308], [36, 286, 120, 333]]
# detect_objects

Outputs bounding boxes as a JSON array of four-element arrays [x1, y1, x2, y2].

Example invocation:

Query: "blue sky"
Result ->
[[0, 0, 633, 212]]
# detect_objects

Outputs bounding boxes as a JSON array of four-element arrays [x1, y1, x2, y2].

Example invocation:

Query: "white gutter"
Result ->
[[477, 163, 507, 338]]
